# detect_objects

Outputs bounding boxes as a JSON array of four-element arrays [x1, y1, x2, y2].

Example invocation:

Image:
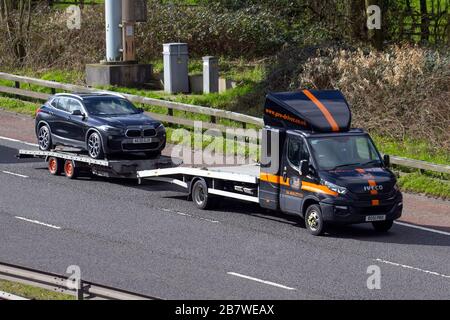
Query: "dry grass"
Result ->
[[298, 45, 450, 152]]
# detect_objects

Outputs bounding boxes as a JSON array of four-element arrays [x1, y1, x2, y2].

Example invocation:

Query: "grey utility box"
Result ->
[[203, 56, 219, 94], [163, 43, 189, 94]]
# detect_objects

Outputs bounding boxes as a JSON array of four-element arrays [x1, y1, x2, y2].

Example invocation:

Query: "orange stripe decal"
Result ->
[[301, 181, 338, 196], [303, 90, 340, 132], [259, 173, 337, 196], [260, 173, 289, 186]]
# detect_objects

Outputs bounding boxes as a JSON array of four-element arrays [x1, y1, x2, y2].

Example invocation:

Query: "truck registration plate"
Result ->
[[366, 215, 386, 222]]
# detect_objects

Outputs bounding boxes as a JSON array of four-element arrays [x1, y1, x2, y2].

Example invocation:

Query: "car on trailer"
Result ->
[[35, 92, 166, 159]]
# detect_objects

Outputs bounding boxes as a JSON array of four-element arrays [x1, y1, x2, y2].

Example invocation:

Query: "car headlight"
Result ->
[[321, 179, 348, 195], [155, 123, 165, 132], [99, 125, 123, 135]]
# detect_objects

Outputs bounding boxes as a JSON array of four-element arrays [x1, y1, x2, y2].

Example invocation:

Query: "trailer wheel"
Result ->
[[48, 157, 62, 175], [64, 160, 78, 179], [192, 180, 212, 210], [305, 204, 325, 236], [372, 220, 394, 232]]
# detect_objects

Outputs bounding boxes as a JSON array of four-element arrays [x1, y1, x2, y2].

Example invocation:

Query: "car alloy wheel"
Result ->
[[87, 133, 102, 159], [38, 126, 51, 151]]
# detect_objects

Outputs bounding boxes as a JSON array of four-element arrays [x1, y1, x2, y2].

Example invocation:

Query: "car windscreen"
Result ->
[[83, 97, 139, 116], [308, 135, 382, 171]]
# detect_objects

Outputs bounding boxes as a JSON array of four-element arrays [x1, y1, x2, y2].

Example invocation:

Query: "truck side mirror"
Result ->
[[383, 154, 391, 167], [299, 160, 309, 176]]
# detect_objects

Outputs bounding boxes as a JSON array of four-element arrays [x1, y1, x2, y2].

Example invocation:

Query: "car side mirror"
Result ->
[[71, 109, 83, 116], [299, 160, 309, 176], [137, 108, 144, 113], [383, 154, 391, 167]]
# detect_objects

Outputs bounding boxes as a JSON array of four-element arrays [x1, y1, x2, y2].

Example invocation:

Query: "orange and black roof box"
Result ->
[[263, 90, 351, 133]]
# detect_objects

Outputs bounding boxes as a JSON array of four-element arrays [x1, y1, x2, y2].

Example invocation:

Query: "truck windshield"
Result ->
[[84, 97, 140, 116], [308, 135, 382, 171]]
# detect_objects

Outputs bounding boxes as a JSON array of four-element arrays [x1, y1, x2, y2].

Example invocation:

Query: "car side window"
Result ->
[[52, 97, 70, 112], [67, 98, 82, 113], [51, 98, 61, 110]]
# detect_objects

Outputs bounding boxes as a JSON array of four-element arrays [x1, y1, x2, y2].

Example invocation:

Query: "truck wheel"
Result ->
[[305, 204, 325, 236], [48, 157, 62, 175], [192, 180, 212, 210], [64, 160, 78, 179], [372, 220, 394, 232]]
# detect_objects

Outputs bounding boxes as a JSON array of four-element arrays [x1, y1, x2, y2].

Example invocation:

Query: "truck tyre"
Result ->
[[192, 179, 212, 210], [305, 204, 325, 236], [64, 160, 78, 179], [48, 157, 62, 175], [372, 220, 394, 232]]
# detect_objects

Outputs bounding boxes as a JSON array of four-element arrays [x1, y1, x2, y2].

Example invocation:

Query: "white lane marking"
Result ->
[[15, 216, 61, 230], [175, 211, 192, 217], [395, 221, 450, 236], [227, 272, 297, 291], [161, 208, 219, 223], [198, 217, 219, 223], [0, 135, 38, 147], [2, 171, 29, 178], [375, 258, 450, 279]]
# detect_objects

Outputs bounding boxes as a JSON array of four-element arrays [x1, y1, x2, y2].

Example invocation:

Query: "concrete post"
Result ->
[[202, 56, 219, 94], [105, 0, 122, 62], [163, 43, 189, 94]]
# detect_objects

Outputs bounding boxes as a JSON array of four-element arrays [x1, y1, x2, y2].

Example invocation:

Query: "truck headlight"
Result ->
[[321, 179, 348, 195]]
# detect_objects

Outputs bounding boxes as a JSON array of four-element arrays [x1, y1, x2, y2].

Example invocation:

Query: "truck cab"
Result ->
[[259, 90, 402, 235]]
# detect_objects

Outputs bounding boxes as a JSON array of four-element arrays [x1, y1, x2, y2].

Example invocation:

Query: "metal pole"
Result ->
[[105, 0, 122, 62]]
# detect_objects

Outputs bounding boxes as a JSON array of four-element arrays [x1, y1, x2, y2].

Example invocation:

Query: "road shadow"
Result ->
[[323, 223, 450, 247], [157, 190, 450, 247], [0, 145, 40, 164]]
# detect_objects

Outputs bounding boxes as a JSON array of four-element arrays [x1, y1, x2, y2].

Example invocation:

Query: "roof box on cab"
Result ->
[[263, 90, 351, 133]]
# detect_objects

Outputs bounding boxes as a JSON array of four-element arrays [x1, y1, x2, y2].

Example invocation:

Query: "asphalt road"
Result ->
[[0, 138, 449, 299]]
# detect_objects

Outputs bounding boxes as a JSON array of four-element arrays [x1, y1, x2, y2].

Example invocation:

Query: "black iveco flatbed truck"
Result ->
[[19, 90, 403, 236]]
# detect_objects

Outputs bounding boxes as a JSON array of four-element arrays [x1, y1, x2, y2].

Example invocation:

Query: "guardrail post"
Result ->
[[211, 116, 216, 124], [168, 108, 173, 117], [76, 280, 84, 300]]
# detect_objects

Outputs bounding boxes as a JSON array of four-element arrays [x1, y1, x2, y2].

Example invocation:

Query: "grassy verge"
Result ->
[[0, 96, 39, 116], [372, 134, 450, 166], [0, 279, 74, 300], [397, 172, 450, 199]]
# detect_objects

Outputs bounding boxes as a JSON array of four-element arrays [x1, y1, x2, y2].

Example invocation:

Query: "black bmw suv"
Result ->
[[35, 92, 166, 159]]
